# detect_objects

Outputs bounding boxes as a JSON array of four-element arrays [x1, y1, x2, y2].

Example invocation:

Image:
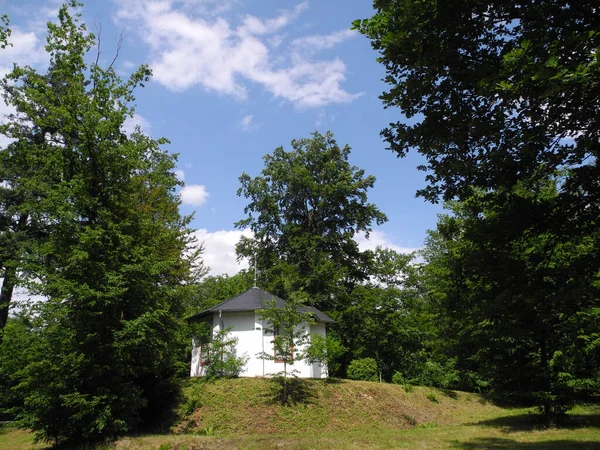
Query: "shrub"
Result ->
[[203, 328, 248, 379], [411, 359, 459, 389], [427, 393, 439, 403], [347, 358, 379, 382], [392, 371, 405, 385]]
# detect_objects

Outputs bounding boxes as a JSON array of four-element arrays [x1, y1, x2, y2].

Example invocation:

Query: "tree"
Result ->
[[354, 1, 600, 211], [236, 131, 387, 313], [236, 132, 396, 378], [355, 1, 600, 421], [421, 185, 600, 421], [258, 291, 313, 404], [0, 3, 201, 445]]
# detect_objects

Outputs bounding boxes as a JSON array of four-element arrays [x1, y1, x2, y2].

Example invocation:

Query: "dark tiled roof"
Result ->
[[187, 287, 335, 324]]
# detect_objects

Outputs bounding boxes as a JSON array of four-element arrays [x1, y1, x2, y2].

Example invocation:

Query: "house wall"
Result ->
[[190, 310, 328, 379]]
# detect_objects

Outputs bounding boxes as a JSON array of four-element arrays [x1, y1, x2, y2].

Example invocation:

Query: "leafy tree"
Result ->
[[236, 131, 387, 313], [354, 1, 599, 210], [421, 184, 600, 421], [333, 248, 440, 382], [186, 270, 254, 314], [0, 3, 201, 445], [258, 291, 313, 404], [202, 328, 249, 379], [356, 1, 600, 421]]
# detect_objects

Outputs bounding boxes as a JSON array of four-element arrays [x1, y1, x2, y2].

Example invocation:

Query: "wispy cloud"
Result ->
[[291, 29, 356, 54], [113, 1, 361, 108], [239, 114, 257, 132]]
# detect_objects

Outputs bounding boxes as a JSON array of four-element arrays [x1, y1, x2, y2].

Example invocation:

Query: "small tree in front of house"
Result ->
[[204, 328, 248, 379], [304, 333, 346, 378], [258, 291, 312, 404]]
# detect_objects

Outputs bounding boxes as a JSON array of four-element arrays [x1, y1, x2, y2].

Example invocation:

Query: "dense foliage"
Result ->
[[356, 0, 600, 421], [354, 0, 599, 208], [0, 3, 200, 445], [421, 185, 600, 417], [236, 131, 387, 313]]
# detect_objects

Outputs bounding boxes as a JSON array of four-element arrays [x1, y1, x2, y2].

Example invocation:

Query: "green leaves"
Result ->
[[236, 131, 387, 312], [0, 3, 199, 445]]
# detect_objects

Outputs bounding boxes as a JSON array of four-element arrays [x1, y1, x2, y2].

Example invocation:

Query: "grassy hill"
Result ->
[[172, 377, 506, 435], [3, 378, 600, 449]]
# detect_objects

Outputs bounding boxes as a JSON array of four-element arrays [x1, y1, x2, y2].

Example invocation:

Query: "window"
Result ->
[[199, 343, 211, 366], [273, 335, 294, 363]]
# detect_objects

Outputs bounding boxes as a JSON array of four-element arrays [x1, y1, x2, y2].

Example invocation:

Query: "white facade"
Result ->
[[190, 310, 328, 378]]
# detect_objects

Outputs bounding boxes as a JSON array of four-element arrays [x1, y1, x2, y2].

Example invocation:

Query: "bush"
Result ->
[[347, 358, 379, 382], [411, 359, 459, 389], [392, 371, 406, 385]]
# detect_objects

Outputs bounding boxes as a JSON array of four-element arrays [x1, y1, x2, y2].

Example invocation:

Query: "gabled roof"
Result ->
[[187, 287, 335, 324]]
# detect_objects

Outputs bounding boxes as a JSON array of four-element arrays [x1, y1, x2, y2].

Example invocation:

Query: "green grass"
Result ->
[[2, 379, 600, 449], [0, 426, 44, 450]]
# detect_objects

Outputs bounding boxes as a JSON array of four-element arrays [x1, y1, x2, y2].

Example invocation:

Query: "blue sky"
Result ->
[[1, 0, 444, 276]]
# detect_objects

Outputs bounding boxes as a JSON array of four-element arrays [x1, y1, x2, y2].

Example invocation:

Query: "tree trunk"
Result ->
[[0, 264, 17, 332], [0, 213, 28, 338]]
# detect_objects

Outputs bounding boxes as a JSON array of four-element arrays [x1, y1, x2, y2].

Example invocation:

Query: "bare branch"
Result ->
[[108, 30, 124, 71], [94, 19, 101, 67]]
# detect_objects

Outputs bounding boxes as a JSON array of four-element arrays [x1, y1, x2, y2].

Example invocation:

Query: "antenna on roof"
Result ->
[[253, 251, 258, 288]]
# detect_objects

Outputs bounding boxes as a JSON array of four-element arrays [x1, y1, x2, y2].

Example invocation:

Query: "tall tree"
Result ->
[[356, 1, 600, 420], [0, 3, 201, 445], [421, 184, 600, 420], [236, 131, 387, 312]]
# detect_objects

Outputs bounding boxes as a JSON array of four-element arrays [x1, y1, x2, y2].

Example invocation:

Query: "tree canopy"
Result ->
[[354, 1, 599, 212], [355, 0, 600, 421], [236, 131, 387, 312], [0, 2, 201, 445]]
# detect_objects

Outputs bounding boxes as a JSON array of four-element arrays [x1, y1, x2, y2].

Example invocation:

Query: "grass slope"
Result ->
[[173, 378, 505, 435], [3, 378, 600, 449]]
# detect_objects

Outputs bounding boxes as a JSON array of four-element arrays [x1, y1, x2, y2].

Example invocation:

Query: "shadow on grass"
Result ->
[[267, 376, 315, 406], [469, 413, 600, 432], [438, 389, 459, 400], [453, 438, 600, 449]]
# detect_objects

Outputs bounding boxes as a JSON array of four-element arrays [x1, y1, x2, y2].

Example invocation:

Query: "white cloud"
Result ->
[[192, 228, 252, 276], [355, 230, 420, 255], [239, 114, 256, 131], [174, 169, 185, 181], [291, 29, 356, 54], [122, 113, 152, 135], [113, 1, 361, 108], [0, 27, 46, 74], [180, 184, 209, 206]]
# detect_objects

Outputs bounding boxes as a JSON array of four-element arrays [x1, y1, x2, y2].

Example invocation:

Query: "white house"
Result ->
[[188, 287, 334, 379]]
